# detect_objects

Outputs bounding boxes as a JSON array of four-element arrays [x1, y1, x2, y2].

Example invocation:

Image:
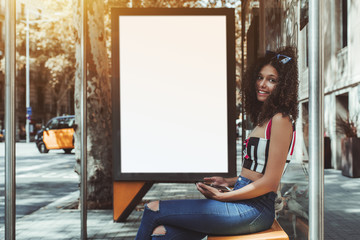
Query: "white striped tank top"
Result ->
[[242, 119, 296, 174]]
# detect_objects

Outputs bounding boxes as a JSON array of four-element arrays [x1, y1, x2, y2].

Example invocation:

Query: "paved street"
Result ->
[[0, 142, 78, 224]]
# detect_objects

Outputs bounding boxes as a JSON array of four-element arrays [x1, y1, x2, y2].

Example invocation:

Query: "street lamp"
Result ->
[[23, 4, 60, 143], [25, 7, 30, 143]]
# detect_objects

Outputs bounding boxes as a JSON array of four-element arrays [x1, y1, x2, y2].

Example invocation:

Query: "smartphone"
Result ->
[[204, 183, 232, 192]]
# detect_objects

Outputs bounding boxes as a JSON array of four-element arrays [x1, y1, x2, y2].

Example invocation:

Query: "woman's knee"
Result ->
[[152, 225, 166, 235], [147, 200, 160, 211]]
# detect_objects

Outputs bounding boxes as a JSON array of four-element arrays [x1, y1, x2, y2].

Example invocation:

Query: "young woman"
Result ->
[[135, 46, 298, 240]]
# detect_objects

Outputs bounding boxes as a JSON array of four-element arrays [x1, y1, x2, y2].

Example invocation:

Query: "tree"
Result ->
[[33, 0, 76, 116], [73, 0, 115, 208], [0, 0, 76, 117]]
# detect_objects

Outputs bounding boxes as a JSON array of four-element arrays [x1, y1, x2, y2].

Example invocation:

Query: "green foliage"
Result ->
[[33, 0, 76, 90], [0, 0, 75, 99]]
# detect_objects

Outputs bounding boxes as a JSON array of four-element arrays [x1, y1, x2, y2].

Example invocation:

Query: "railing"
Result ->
[[336, 47, 348, 82]]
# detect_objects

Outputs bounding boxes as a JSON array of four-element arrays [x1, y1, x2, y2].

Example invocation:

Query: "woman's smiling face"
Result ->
[[256, 64, 279, 102]]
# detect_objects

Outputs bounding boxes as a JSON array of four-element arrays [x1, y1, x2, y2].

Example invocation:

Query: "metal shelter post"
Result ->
[[5, 0, 17, 239], [80, 0, 88, 239], [308, 0, 324, 240], [25, 7, 31, 143]]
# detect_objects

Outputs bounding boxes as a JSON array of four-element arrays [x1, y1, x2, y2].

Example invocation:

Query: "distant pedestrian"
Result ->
[[135, 46, 299, 239]]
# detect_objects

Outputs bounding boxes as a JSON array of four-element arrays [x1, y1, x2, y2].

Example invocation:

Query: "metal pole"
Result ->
[[308, 0, 324, 240], [240, 0, 247, 159], [80, 0, 88, 239], [26, 7, 31, 143], [5, 0, 17, 239]]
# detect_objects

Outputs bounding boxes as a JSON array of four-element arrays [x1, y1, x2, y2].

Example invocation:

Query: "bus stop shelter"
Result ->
[[3, 0, 324, 239]]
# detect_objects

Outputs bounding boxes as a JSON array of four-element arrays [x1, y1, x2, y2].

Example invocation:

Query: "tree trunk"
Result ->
[[73, 0, 115, 209], [56, 98, 61, 117]]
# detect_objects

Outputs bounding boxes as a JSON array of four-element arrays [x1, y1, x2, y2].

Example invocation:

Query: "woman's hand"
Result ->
[[196, 182, 225, 201], [203, 176, 230, 187]]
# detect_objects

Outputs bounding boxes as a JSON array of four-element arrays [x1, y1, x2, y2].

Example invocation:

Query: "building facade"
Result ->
[[320, 0, 360, 170]]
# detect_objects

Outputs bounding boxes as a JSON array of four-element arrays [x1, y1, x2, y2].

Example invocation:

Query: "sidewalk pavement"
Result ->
[[0, 169, 359, 240]]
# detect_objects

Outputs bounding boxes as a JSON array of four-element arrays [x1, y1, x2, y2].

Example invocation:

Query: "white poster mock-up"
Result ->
[[112, 8, 236, 181]]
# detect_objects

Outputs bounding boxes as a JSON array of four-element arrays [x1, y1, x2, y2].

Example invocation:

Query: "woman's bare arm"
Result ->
[[197, 113, 293, 201]]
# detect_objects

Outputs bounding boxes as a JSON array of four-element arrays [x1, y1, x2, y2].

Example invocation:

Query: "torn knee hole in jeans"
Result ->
[[146, 201, 160, 212], [152, 225, 166, 236], [145, 205, 159, 212]]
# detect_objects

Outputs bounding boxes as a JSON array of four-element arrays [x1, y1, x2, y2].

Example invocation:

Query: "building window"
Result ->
[[300, 0, 308, 30], [306, 26, 309, 67], [342, 0, 348, 48]]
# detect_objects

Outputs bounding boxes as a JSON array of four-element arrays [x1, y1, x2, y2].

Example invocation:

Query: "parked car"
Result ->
[[35, 115, 75, 154]]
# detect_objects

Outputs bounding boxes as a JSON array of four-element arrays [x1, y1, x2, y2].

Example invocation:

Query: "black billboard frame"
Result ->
[[111, 8, 236, 182]]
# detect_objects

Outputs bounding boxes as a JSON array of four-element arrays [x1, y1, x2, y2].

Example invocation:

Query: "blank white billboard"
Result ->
[[112, 8, 236, 181]]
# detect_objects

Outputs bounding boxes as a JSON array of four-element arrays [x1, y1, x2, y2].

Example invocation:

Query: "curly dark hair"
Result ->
[[241, 46, 299, 126]]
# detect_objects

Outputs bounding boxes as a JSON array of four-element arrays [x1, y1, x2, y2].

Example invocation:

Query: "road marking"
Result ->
[[16, 161, 68, 174], [16, 172, 78, 179]]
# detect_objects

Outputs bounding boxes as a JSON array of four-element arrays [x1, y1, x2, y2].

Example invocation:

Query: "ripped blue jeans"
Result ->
[[135, 176, 276, 240]]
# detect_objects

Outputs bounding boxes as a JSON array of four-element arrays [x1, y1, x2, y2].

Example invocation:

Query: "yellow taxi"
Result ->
[[35, 115, 75, 153]]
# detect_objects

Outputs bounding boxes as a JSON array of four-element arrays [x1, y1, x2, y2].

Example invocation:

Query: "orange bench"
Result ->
[[113, 182, 288, 240], [207, 219, 289, 240]]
